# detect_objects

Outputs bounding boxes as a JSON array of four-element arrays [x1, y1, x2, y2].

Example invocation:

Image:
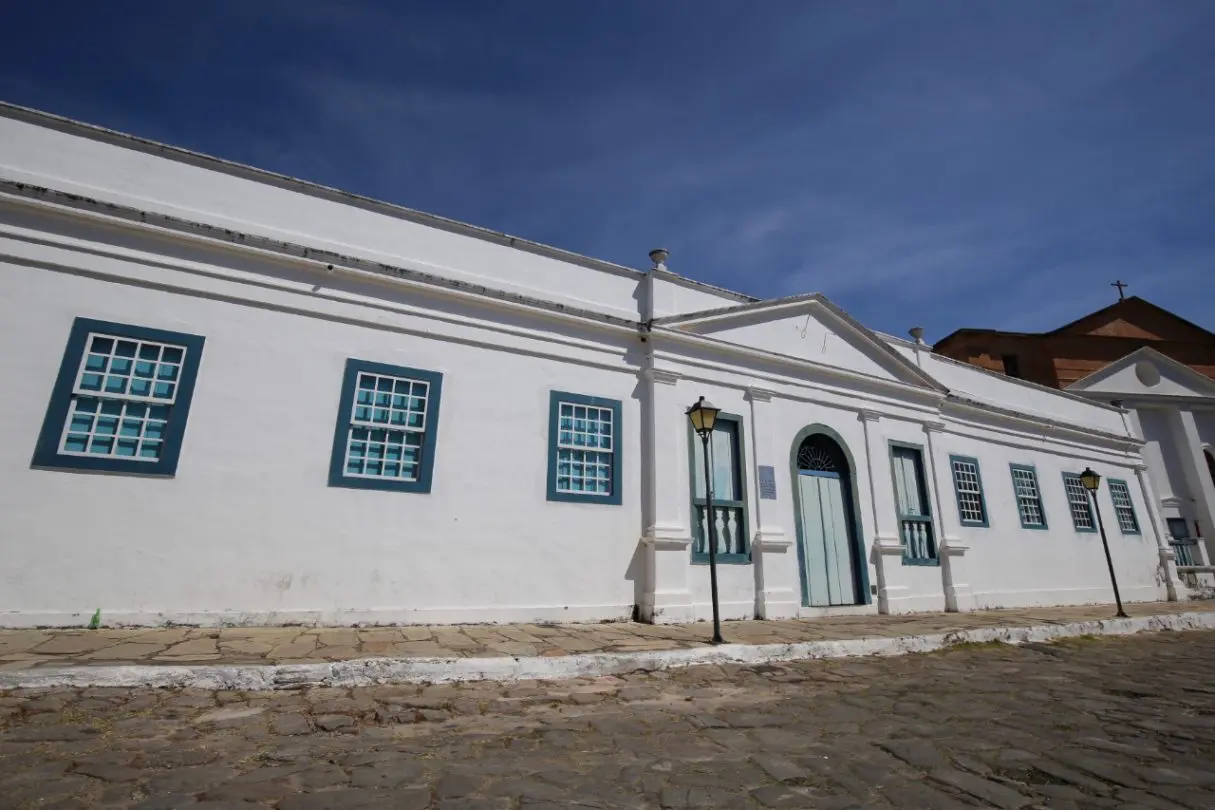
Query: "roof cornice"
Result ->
[[943, 394, 1141, 450], [0, 100, 747, 303], [0, 180, 640, 333], [648, 324, 946, 401]]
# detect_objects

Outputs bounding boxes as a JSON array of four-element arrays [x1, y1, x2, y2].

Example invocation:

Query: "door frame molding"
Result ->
[[789, 425, 871, 607]]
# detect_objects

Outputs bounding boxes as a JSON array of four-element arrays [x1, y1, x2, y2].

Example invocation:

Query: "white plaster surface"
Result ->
[[0, 211, 643, 629], [0, 108, 1188, 629], [3, 611, 1211, 691], [893, 347, 1128, 435], [0, 113, 644, 319]]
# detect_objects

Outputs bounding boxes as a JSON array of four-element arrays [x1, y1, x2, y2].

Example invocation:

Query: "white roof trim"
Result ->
[[650, 292, 822, 327], [921, 343, 1128, 413], [0, 101, 745, 302], [0, 182, 641, 334], [651, 293, 945, 393], [649, 323, 946, 397], [1066, 346, 1215, 396]]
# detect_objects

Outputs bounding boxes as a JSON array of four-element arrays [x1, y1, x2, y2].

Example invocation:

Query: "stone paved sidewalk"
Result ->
[[3, 631, 1215, 809], [3, 600, 1213, 672]]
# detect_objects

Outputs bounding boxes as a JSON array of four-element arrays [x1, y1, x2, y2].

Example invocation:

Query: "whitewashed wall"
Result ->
[[648, 273, 751, 319], [1196, 410, 1215, 451], [932, 421, 1164, 608], [895, 346, 1129, 435], [1135, 407, 1191, 503], [0, 207, 643, 628], [0, 111, 648, 320]]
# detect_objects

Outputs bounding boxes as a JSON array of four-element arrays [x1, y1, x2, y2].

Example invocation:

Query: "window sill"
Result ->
[[546, 491, 622, 506], [902, 556, 941, 567], [31, 457, 177, 477], [691, 553, 752, 565], [329, 475, 432, 493]]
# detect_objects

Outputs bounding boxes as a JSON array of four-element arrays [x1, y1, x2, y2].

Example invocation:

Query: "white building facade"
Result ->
[[0, 104, 1187, 628], [1066, 347, 1215, 583]]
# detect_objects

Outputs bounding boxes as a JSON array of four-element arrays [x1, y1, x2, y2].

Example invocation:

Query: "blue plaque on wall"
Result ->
[[758, 465, 777, 500]]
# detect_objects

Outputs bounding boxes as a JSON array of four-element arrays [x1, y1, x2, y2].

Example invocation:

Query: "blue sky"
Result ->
[[3, 1, 1213, 339]]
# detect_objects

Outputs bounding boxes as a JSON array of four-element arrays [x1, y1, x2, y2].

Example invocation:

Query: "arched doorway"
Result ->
[[792, 431, 865, 607]]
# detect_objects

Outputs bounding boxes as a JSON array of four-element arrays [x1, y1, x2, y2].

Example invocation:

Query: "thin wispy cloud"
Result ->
[[2, 1, 1212, 339]]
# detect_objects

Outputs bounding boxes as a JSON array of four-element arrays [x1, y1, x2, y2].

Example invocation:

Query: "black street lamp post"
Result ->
[[686, 396, 724, 644], [1079, 467, 1129, 619]]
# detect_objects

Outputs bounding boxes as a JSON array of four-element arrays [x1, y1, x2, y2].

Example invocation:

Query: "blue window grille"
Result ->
[[949, 455, 988, 527], [32, 318, 205, 476], [1167, 518, 1197, 566], [688, 414, 750, 563], [328, 359, 443, 493], [1107, 479, 1141, 535], [1010, 464, 1048, 529], [1062, 473, 1097, 532], [891, 443, 937, 564], [546, 391, 622, 505]]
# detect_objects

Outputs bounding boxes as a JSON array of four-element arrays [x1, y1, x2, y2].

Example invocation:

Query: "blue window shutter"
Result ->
[[688, 412, 751, 564], [546, 390, 622, 505], [32, 318, 205, 476], [328, 358, 443, 493], [949, 454, 989, 528]]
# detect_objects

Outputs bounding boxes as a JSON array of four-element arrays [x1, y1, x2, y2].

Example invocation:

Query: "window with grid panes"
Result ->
[[1010, 465, 1047, 528], [33, 318, 205, 476], [1062, 473, 1096, 531], [328, 359, 443, 493], [546, 391, 622, 504], [1107, 479, 1141, 534], [689, 414, 750, 562], [949, 455, 988, 526]]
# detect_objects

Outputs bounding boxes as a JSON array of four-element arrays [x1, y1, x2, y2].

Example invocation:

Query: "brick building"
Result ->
[[932, 296, 1215, 389]]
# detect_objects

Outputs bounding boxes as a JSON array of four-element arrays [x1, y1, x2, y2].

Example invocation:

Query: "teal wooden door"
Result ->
[[798, 470, 858, 607]]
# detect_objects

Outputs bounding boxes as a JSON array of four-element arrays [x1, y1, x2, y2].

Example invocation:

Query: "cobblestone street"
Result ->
[[4, 631, 1215, 810]]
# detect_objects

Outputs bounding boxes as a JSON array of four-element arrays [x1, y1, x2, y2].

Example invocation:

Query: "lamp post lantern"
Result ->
[[686, 395, 724, 644], [1079, 467, 1129, 618]]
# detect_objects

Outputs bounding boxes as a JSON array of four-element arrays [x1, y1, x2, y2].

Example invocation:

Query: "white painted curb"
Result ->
[[3, 611, 1213, 691]]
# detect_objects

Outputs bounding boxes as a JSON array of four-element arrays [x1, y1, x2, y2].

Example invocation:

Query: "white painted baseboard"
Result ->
[[0, 602, 636, 629], [968, 584, 1163, 611]]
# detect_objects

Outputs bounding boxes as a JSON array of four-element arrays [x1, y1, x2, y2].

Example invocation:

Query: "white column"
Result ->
[[858, 411, 901, 614], [640, 368, 694, 623], [1168, 408, 1215, 563], [1134, 463, 1184, 601], [745, 388, 798, 619], [923, 421, 973, 612]]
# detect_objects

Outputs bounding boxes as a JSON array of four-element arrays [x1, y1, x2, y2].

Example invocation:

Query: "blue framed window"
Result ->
[[1107, 479, 1141, 534], [1010, 464, 1048, 529], [890, 442, 938, 564], [546, 391, 622, 505], [328, 359, 443, 493], [1062, 473, 1097, 532], [688, 413, 751, 564], [949, 455, 989, 527], [32, 318, 205, 476]]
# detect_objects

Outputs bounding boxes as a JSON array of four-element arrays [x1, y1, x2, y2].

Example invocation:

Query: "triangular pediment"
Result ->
[[653, 294, 942, 390], [1050, 297, 1215, 342], [1067, 347, 1215, 398]]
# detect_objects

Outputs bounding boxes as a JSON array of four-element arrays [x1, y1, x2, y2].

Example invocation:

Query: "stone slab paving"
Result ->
[[3, 601, 1214, 672], [4, 630, 1215, 809]]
